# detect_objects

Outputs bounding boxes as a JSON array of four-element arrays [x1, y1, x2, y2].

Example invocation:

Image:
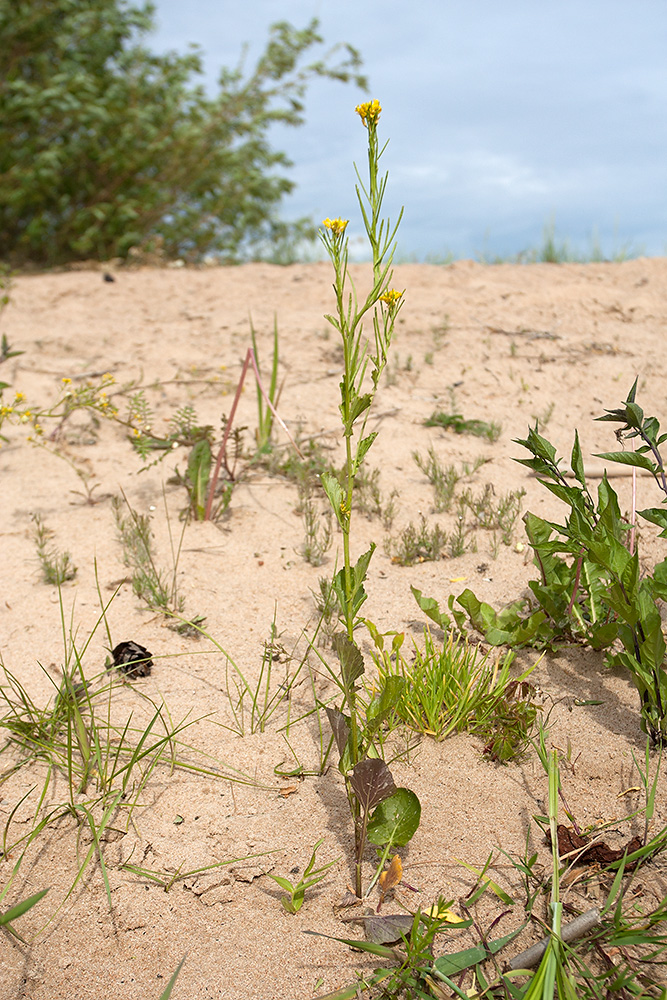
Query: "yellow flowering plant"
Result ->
[[319, 102, 419, 899]]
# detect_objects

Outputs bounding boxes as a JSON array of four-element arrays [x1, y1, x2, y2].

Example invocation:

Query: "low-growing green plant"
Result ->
[[368, 623, 539, 758], [111, 492, 186, 617], [418, 383, 667, 744], [316, 101, 421, 899], [354, 466, 398, 529], [206, 611, 300, 736], [425, 410, 502, 442], [31, 513, 77, 585], [250, 316, 282, 454], [459, 482, 526, 548], [413, 447, 463, 512], [299, 477, 334, 566], [266, 838, 340, 913], [387, 514, 448, 566]]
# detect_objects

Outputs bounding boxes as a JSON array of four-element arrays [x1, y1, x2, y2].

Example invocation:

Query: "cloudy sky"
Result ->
[[148, 1, 667, 260]]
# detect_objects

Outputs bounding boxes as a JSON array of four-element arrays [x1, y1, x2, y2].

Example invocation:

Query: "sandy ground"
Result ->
[[1, 258, 666, 998]]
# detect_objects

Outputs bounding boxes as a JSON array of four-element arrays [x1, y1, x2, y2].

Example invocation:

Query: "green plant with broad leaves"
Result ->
[[318, 101, 420, 899], [417, 381, 667, 746]]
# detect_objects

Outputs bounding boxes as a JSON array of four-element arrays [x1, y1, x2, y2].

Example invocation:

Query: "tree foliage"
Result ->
[[0, 0, 366, 266]]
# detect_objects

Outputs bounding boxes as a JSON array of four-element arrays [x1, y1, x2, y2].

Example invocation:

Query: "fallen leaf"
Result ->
[[548, 824, 643, 869], [379, 856, 403, 894], [278, 785, 298, 798]]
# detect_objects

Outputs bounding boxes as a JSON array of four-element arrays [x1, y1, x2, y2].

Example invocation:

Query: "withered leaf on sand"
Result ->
[[548, 824, 643, 869]]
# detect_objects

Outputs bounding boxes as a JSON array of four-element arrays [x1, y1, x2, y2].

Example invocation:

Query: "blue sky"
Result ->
[[148, 1, 667, 260]]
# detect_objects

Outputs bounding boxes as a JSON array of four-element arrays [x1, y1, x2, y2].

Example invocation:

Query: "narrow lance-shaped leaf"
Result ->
[[593, 450, 655, 473]]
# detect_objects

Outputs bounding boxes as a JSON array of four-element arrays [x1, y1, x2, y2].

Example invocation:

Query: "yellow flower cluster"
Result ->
[[322, 218, 349, 237], [355, 100, 382, 127], [379, 288, 404, 309]]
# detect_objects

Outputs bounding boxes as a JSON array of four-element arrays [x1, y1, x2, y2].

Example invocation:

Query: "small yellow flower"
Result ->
[[355, 99, 382, 127], [340, 499, 350, 517], [13, 392, 25, 403], [380, 288, 404, 309], [102, 372, 114, 383], [61, 377, 72, 385], [322, 218, 349, 237]]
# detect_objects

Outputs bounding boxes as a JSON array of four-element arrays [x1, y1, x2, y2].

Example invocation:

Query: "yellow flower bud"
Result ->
[[355, 100, 382, 127], [322, 218, 349, 238]]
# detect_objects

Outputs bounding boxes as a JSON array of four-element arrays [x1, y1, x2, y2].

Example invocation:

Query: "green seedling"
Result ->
[[112, 492, 185, 615], [250, 315, 282, 453], [299, 477, 333, 566], [200, 611, 298, 736], [413, 447, 462, 512], [267, 838, 340, 914], [425, 410, 501, 442], [1, 333, 23, 363], [31, 513, 77, 584], [317, 100, 421, 898]]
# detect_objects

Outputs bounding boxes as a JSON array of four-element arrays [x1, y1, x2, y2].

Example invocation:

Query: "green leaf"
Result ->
[[367, 787, 421, 847], [432, 924, 525, 978], [187, 439, 211, 518], [332, 633, 365, 688], [593, 451, 655, 473], [344, 392, 372, 435], [639, 507, 667, 537], [411, 586, 452, 629], [570, 431, 586, 486], [321, 471, 346, 529], [0, 888, 49, 926], [158, 957, 187, 1000], [354, 432, 378, 472]]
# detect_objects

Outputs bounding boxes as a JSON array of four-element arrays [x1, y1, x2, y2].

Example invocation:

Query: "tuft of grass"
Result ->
[[31, 513, 77, 584], [425, 410, 502, 442], [372, 628, 538, 756], [387, 514, 447, 566], [0, 588, 248, 928]]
